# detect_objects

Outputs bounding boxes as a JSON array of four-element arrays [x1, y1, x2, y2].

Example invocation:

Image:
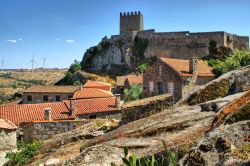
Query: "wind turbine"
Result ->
[[1, 58, 4, 73], [30, 55, 37, 73], [42, 57, 47, 69]]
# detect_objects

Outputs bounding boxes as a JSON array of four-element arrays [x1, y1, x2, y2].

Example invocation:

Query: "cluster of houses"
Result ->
[[0, 56, 215, 157]]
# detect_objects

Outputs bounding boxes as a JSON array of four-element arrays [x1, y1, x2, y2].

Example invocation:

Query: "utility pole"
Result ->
[[30, 55, 36, 73], [42, 57, 47, 69]]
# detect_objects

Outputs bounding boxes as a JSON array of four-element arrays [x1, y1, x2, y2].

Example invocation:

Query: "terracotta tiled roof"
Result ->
[[126, 75, 143, 85], [116, 75, 142, 86], [160, 57, 215, 77], [0, 98, 117, 126], [25, 85, 79, 93], [72, 88, 114, 99], [0, 102, 70, 125], [83, 80, 111, 91], [65, 97, 116, 115], [0, 119, 17, 130]]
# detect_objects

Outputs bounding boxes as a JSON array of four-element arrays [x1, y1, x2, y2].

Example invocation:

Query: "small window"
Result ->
[[43, 95, 49, 102], [167, 82, 174, 94], [149, 81, 154, 94], [27, 95, 33, 102], [158, 66, 162, 76], [68, 95, 73, 99], [56, 95, 61, 102], [89, 114, 96, 119]]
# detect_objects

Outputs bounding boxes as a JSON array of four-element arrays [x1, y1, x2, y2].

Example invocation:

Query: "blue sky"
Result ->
[[0, 0, 249, 69]]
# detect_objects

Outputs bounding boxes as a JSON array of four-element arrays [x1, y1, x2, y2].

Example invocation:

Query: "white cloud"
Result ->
[[66, 39, 75, 43], [55, 38, 60, 41], [7, 39, 17, 43], [18, 38, 23, 41]]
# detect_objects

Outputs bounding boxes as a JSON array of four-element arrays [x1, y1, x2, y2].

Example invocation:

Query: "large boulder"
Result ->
[[180, 65, 250, 105]]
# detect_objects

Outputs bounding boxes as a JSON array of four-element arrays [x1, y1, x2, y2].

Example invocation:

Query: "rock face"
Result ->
[[180, 65, 250, 105], [81, 35, 133, 76]]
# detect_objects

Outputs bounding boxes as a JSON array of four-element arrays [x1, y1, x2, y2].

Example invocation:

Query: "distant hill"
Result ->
[[0, 69, 67, 105]]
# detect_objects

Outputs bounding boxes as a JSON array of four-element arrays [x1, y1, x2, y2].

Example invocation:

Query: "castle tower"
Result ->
[[120, 11, 144, 37]]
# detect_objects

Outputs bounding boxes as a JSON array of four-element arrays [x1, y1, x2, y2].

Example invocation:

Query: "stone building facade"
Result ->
[[22, 86, 79, 104], [143, 57, 215, 101]]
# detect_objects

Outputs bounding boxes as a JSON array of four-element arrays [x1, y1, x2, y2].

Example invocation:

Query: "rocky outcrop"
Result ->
[[81, 35, 133, 76], [180, 91, 250, 165], [180, 65, 250, 105]]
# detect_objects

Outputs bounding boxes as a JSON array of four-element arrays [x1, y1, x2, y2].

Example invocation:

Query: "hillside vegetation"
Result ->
[[0, 69, 67, 105]]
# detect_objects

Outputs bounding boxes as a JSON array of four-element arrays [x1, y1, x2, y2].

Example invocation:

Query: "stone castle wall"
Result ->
[[137, 30, 249, 59]]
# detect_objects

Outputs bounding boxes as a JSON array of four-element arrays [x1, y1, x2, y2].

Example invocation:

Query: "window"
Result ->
[[68, 95, 73, 99], [157, 66, 162, 76], [27, 95, 33, 102], [167, 82, 174, 94], [43, 95, 49, 102], [56, 95, 61, 102], [149, 81, 154, 94], [89, 114, 96, 119]]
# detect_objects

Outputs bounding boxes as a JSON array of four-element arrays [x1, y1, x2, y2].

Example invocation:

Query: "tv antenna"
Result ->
[[30, 55, 37, 73], [42, 57, 47, 69]]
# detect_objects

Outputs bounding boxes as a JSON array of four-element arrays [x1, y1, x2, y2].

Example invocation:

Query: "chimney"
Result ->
[[70, 99, 77, 116], [189, 57, 198, 75], [79, 83, 83, 91], [115, 94, 121, 109], [44, 108, 52, 121]]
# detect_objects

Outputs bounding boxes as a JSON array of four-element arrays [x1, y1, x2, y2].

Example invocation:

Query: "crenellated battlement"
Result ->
[[120, 11, 144, 38], [120, 11, 142, 16]]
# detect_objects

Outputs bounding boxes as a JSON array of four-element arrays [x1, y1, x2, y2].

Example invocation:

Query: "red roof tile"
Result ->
[[0, 98, 117, 126], [116, 74, 142, 86], [0, 119, 17, 130], [0, 102, 70, 125], [72, 88, 114, 99], [83, 80, 111, 91], [64, 97, 116, 115], [126, 75, 143, 85], [160, 57, 215, 77]]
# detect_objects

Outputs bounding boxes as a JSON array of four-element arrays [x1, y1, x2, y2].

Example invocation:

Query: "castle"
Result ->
[[81, 11, 249, 74]]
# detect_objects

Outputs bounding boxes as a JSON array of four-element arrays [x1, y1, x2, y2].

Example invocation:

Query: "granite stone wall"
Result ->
[[0, 129, 16, 151], [23, 120, 92, 142], [121, 94, 174, 124]]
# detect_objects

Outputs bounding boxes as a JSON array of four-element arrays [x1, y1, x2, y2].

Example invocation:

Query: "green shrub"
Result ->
[[124, 84, 143, 102], [111, 141, 178, 166], [5, 140, 43, 166], [207, 50, 250, 75], [136, 63, 148, 74]]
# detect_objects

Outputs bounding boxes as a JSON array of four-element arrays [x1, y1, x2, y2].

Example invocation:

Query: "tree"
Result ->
[[68, 60, 81, 74], [124, 84, 143, 102]]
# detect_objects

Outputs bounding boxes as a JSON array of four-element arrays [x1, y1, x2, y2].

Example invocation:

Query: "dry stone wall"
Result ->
[[23, 120, 92, 142], [0, 129, 16, 151]]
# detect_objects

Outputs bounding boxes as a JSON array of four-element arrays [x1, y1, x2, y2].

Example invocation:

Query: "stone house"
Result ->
[[143, 57, 215, 101], [0, 81, 120, 126], [22, 85, 79, 104], [0, 119, 17, 151]]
